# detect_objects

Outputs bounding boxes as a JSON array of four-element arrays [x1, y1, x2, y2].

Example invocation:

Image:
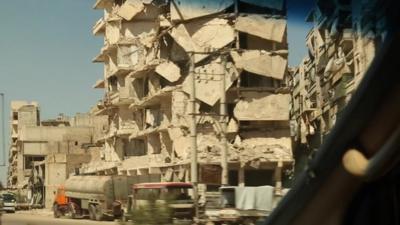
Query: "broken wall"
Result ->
[[92, 0, 292, 183]]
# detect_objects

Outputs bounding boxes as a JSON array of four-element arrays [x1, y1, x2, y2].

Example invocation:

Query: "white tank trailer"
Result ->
[[64, 175, 134, 221]]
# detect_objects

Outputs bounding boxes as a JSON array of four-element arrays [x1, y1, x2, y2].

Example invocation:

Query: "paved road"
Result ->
[[1, 213, 117, 225]]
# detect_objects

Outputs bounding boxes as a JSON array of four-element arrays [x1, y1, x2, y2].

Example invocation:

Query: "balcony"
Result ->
[[108, 66, 132, 78], [108, 88, 135, 106], [116, 128, 137, 137], [93, 0, 112, 10], [93, 79, 105, 89], [128, 59, 161, 79], [129, 86, 178, 110], [121, 154, 168, 172], [92, 48, 107, 63], [106, 43, 146, 78], [10, 146, 17, 153], [92, 17, 106, 36], [129, 125, 169, 140]]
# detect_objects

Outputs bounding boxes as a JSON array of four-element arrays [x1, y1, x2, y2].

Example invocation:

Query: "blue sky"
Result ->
[[0, 0, 313, 184]]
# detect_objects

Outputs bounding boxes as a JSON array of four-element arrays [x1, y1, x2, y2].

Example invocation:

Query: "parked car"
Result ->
[[1, 193, 16, 213]]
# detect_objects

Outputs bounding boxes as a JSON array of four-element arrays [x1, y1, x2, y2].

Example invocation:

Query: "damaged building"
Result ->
[[89, 0, 293, 201], [8, 101, 40, 190], [7, 101, 107, 208], [289, 0, 390, 172]]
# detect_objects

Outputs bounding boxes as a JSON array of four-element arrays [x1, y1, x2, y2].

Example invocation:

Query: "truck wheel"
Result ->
[[243, 218, 255, 225], [121, 211, 130, 222], [121, 214, 128, 222], [53, 205, 61, 218], [89, 205, 96, 220], [95, 205, 104, 221], [68, 203, 77, 219]]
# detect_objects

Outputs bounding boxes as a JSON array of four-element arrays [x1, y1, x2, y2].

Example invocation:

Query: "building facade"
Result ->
[[7, 101, 40, 189], [89, 0, 293, 199], [7, 101, 107, 208], [289, 0, 390, 171]]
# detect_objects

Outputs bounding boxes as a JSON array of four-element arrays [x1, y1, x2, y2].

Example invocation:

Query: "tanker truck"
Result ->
[[53, 175, 133, 221]]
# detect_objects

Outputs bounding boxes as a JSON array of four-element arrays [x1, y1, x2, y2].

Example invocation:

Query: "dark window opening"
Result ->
[[24, 156, 45, 170], [123, 138, 146, 157], [115, 0, 126, 6], [144, 77, 149, 96], [228, 170, 239, 186], [13, 112, 18, 120], [132, 78, 145, 99], [159, 75, 171, 88], [108, 76, 118, 92], [240, 72, 277, 88], [244, 169, 274, 186]]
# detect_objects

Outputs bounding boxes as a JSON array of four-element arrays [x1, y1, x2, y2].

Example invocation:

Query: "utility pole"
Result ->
[[189, 52, 199, 218], [0, 93, 5, 167], [220, 56, 228, 186]]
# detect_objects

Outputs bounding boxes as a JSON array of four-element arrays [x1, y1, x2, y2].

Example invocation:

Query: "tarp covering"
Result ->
[[235, 186, 275, 211]]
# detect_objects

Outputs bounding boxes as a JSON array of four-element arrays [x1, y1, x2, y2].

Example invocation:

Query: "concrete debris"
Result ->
[[170, 91, 191, 126], [182, 58, 239, 105], [235, 15, 286, 43], [121, 21, 159, 47], [117, 44, 140, 68], [105, 20, 121, 45], [159, 15, 172, 27], [234, 92, 290, 121], [227, 118, 239, 133], [231, 50, 287, 79], [117, 0, 145, 21], [170, 0, 233, 21], [191, 134, 292, 166], [155, 61, 181, 82], [169, 24, 196, 52], [169, 18, 235, 63], [234, 135, 242, 145]]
